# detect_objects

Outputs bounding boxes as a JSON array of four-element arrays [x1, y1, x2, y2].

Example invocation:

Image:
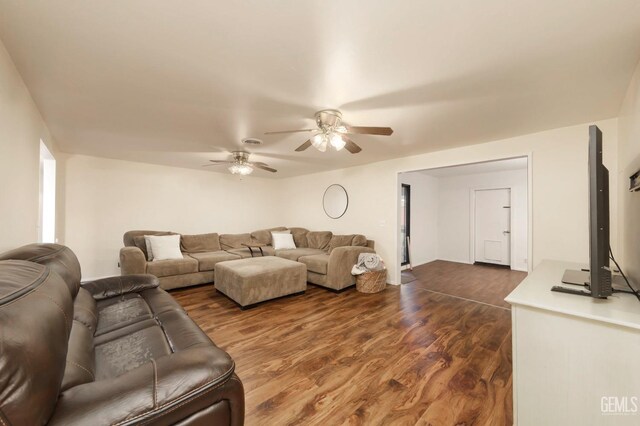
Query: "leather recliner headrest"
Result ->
[[0, 260, 73, 425], [0, 243, 82, 298]]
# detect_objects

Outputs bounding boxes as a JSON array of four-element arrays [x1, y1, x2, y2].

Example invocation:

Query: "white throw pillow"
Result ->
[[148, 234, 183, 261], [272, 232, 296, 250]]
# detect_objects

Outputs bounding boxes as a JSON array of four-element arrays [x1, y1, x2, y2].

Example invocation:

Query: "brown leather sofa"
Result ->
[[120, 227, 376, 291], [0, 243, 244, 425]]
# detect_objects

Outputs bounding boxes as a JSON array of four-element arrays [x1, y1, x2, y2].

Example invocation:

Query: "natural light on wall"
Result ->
[[39, 140, 56, 243]]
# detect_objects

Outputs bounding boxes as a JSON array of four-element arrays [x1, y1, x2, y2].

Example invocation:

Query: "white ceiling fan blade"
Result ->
[[264, 129, 316, 135]]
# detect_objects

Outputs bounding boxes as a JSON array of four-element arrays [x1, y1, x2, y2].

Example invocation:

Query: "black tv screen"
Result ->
[[588, 125, 612, 298]]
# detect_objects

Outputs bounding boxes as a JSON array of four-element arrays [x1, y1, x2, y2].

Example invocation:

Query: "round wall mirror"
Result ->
[[323, 184, 349, 219]]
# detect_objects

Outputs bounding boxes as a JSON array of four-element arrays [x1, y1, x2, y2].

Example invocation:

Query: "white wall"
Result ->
[[618, 58, 640, 286], [399, 172, 439, 267], [0, 38, 60, 252], [281, 119, 618, 284], [437, 168, 528, 271], [63, 154, 284, 278]]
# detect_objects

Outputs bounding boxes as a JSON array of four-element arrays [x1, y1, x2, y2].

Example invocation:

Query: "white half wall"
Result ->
[[0, 38, 60, 252], [63, 154, 284, 278], [437, 168, 528, 271], [399, 172, 439, 267]]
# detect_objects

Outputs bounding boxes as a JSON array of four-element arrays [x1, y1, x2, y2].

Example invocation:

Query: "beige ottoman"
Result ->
[[214, 256, 307, 309]]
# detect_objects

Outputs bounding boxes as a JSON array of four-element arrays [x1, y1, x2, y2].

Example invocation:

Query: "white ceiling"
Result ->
[[1, 1, 640, 178], [419, 157, 528, 178]]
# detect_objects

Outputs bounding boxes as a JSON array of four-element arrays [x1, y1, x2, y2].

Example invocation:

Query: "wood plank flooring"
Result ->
[[171, 261, 527, 425], [409, 261, 527, 308]]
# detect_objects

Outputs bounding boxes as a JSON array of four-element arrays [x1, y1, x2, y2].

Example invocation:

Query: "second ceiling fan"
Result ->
[[265, 109, 393, 154]]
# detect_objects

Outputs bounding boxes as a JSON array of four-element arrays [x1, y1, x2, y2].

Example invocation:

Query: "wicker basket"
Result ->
[[355, 269, 387, 293]]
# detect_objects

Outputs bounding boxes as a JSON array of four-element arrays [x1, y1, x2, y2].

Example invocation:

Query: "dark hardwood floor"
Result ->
[[408, 260, 528, 309], [171, 261, 526, 425]]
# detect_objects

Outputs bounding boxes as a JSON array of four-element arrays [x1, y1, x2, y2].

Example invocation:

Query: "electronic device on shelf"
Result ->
[[552, 125, 613, 298]]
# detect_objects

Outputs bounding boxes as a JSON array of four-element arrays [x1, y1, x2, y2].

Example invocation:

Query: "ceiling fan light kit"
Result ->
[[228, 163, 253, 175], [265, 109, 393, 154], [204, 150, 277, 175], [311, 132, 346, 152]]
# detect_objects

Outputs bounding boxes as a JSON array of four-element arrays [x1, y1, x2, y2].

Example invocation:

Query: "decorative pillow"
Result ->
[[289, 227, 309, 248], [131, 231, 175, 260], [328, 235, 355, 253], [306, 231, 333, 250], [251, 227, 288, 245], [147, 235, 183, 261], [181, 233, 220, 253], [272, 233, 296, 250], [352, 234, 368, 247], [219, 233, 252, 250]]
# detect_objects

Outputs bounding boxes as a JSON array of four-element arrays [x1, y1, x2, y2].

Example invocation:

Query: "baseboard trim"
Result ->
[[436, 258, 473, 265]]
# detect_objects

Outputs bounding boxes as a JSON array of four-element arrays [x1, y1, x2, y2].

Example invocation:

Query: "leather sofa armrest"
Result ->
[[81, 274, 159, 300], [48, 346, 244, 426], [327, 246, 376, 289], [119, 246, 147, 275]]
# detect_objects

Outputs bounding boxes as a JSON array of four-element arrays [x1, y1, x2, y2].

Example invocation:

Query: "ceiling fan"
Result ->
[[265, 109, 393, 154], [203, 151, 276, 175]]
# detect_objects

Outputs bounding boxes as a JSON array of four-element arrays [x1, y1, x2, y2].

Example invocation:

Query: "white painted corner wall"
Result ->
[[0, 38, 61, 252]]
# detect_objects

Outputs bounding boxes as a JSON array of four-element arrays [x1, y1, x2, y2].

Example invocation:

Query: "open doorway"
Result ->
[[397, 156, 530, 307], [38, 140, 56, 243]]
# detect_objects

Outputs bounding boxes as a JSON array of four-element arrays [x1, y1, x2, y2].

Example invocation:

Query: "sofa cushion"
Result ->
[[306, 231, 333, 250], [95, 293, 153, 335], [226, 246, 275, 259], [289, 227, 309, 248], [181, 233, 221, 253], [73, 287, 98, 333], [146, 255, 198, 278], [219, 233, 253, 250], [94, 287, 184, 337], [275, 248, 326, 261], [251, 227, 288, 245], [298, 254, 329, 275], [189, 251, 242, 271], [61, 320, 95, 391], [328, 234, 355, 253], [94, 323, 172, 380], [352, 234, 368, 247]]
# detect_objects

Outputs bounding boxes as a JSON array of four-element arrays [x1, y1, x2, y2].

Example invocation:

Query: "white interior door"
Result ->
[[475, 188, 511, 266]]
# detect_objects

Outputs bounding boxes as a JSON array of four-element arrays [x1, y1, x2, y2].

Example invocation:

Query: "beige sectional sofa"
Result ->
[[120, 227, 376, 291]]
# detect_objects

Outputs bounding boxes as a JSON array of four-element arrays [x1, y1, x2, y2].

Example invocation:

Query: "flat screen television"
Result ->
[[557, 125, 612, 298]]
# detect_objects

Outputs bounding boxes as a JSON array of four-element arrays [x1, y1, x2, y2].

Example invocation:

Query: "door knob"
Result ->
[[503, 230, 511, 234]]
